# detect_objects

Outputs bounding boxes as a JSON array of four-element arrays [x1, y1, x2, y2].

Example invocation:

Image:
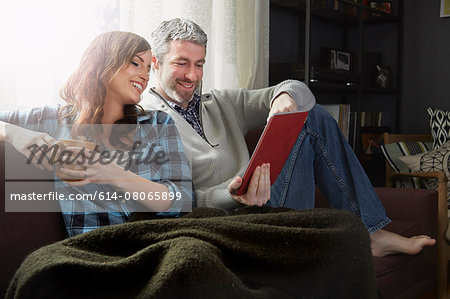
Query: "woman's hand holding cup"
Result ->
[[51, 139, 97, 182]]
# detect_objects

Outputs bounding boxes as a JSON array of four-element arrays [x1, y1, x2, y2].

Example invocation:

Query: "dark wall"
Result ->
[[401, 0, 450, 134]]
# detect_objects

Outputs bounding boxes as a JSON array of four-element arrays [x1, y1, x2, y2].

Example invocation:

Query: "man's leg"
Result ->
[[268, 104, 435, 256], [269, 104, 390, 233]]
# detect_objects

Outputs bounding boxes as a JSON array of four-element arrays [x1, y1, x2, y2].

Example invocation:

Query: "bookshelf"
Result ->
[[269, 0, 403, 155]]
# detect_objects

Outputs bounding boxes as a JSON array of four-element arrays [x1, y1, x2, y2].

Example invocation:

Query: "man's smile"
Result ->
[[178, 81, 195, 90]]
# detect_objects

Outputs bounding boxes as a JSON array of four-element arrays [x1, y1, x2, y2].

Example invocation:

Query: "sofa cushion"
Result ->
[[399, 140, 450, 207], [380, 140, 432, 188], [427, 107, 450, 149]]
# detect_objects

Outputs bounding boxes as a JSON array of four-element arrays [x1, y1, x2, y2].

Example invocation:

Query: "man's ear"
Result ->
[[152, 55, 159, 70]]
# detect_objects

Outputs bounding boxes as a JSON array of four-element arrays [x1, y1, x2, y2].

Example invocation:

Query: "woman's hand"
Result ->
[[5, 123, 56, 171], [56, 146, 125, 186], [228, 163, 271, 206], [58, 146, 173, 212]]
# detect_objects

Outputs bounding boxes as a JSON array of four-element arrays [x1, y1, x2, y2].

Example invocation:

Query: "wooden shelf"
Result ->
[[309, 83, 399, 94], [271, 0, 399, 25], [361, 86, 399, 93], [269, 0, 403, 152], [270, 0, 306, 12], [309, 81, 358, 92]]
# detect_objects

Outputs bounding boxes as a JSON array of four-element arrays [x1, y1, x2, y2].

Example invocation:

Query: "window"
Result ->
[[0, 0, 119, 110]]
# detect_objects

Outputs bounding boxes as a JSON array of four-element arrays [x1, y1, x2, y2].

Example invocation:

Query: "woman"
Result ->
[[0, 31, 193, 237]]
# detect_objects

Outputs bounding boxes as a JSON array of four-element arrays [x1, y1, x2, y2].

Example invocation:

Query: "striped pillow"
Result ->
[[399, 141, 450, 207], [381, 141, 432, 188]]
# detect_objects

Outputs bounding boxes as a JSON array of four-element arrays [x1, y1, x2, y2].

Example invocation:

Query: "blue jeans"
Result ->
[[267, 104, 391, 233]]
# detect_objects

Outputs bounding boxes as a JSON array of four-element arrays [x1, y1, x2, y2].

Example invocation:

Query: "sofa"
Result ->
[[316, 188, 439, 298], [0, 139, 439, 298]]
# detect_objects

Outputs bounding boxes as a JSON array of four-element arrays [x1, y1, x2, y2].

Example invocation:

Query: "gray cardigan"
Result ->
[[140, 80, 316, 212]]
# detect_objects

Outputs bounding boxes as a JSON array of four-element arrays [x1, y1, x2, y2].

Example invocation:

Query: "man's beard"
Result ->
[[160, 78, 195, 106]]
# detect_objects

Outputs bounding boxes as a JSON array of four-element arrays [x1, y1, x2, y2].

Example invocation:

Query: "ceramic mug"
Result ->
[[50, 139, 97, 181]]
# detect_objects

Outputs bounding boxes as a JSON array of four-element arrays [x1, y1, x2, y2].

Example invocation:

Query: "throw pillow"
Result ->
[[380, 141, 432, 189], [427, 107, 450, 149], [399, 140, 450, 207]]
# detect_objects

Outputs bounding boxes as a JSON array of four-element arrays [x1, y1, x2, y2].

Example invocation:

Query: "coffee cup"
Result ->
[[50, 139, 97, 181]]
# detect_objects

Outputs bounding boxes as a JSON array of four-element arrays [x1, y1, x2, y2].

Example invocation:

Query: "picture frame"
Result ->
[[329, 49, 337, 70], [441, 0, 450, 17], [361, 133, 383, 155], [336, 50, 351, 71], [360, 126, 390, 155], [322, 48, 337, 70], [369, 1, 392, 15], [321, 48, 352, 71]]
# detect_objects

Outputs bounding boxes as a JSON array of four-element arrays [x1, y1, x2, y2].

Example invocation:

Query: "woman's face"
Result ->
[[105, 50, 151, 106]]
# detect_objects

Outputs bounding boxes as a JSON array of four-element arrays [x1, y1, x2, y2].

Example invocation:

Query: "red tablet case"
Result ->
[[236, 111, 309, 196]]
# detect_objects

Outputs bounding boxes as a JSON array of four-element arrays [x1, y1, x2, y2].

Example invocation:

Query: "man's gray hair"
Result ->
[[150, 18, 208, 62]]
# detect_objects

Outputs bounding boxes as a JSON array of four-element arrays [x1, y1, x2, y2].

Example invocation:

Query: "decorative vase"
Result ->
[[374, 65, 392, 88]]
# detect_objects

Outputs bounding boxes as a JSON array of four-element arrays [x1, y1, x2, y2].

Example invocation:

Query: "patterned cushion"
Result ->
[[427, 107, 450, 149], [399, 140, 450, 207], [380, 141, 432, 188]]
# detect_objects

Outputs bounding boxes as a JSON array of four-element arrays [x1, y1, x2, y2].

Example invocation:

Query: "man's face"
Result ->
[[154, 40, 206, 109]]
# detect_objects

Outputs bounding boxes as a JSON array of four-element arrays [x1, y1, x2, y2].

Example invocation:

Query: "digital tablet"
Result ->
[[236, 111, 309, 196]]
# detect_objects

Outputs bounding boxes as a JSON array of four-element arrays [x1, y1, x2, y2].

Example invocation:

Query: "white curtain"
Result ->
[[119, 0, 270, 92], [0, 0, 269, 110], [0, 0, 120, 110]]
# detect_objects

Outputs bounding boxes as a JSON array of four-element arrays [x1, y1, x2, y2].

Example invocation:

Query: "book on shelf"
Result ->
[[348, 111, 357, 149], [344, 0, 358, 16], [312, 0, 342, 10], [360, 111, 382, 127], [323, 104, 351, 141], [311, 0, 373, 16]]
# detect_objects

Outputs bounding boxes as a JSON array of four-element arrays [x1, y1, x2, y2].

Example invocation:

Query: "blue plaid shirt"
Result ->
[[1, 106, 193, 237], [166, 93, 207, 141]]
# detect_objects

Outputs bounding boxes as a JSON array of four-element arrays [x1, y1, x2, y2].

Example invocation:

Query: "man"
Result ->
[[141, 18, 435, 256]]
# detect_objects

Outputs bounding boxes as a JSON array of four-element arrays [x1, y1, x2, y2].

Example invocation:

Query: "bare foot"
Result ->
[[370, 229, 436, 257]]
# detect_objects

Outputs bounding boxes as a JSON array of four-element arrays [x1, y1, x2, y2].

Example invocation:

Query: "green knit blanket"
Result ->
[[6, 207, 377, 299]]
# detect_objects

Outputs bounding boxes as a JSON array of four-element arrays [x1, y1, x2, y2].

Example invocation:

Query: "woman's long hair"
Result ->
[[59, 31, 150, 142]]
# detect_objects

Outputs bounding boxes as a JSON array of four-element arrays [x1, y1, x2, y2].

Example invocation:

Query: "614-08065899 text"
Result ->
[[9, 191, 182, 202]]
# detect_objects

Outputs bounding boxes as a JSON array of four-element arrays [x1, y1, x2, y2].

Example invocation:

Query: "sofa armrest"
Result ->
[[392, 171, 449, 298], [0, 142, 67, 296], [374, 187, 438, 238], [373, 187, 439, 298], [392, 171, 447, 236], [393, 171, 447, 182]]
